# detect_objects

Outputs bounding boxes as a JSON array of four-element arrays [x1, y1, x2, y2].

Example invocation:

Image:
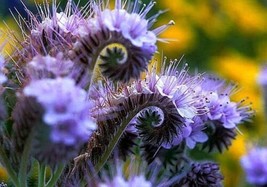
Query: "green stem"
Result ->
[[45, 164, 65, 187], [18, 131, 35, 187], [38, 163, 46, 187], [0, 147, 19, 186], [94, 108, 139, 173]]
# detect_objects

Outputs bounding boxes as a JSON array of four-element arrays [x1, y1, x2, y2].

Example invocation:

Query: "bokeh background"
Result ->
[[1, 0, 267, 186]]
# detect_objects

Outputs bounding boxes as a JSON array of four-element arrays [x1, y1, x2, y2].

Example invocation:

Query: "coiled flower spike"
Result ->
[[9, 0, 174, 88], [175, 162, 224, 187], [71, 0, 174, 84]]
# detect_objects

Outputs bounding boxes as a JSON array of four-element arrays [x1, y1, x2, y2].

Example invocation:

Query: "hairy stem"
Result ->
[[45, 164, 65, 187], [19, 131, 35, 187], [0, 146, 19, 186], [94, 107, 139, 173], [92, 94, 182, 173]]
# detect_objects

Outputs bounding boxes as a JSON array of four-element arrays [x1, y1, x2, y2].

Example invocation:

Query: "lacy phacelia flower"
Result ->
[[182, 117, 208, 149], [26, 53, 74, 79], [241, 147, 267, 186], [162, 116, 208, 149], [0, 55, 7, 84], [30, 4, 89, 39], [13, 1, 91, 67], [71, 0, 173, 83], [195, 76, 253, 152], [101, 60, 205, 149], [133, 61, 201, 121], [199, 76, 252, 129], [176, 162, 224, 187], [99, 9, 156, 48], [23, 77, 96, 145]]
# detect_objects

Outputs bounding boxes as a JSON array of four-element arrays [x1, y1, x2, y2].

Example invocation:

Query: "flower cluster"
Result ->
[[240, 64, 267, 187], [111, 61, 252, 153], [176, 162, 224, 187], [23, 77, 96, 145], [241, 147, 267, 186], [0, 0, 255, 186]]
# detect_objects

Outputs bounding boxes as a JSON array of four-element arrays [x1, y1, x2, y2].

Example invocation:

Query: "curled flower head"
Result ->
[[13, 0, 94, 67], [71, 0, 173, 83], [120, 59, 203, 149], [241, 147, 267, 186], [176, 162, 224, 187], [126, 59, 203, 121], [150, 60, 203, 120]]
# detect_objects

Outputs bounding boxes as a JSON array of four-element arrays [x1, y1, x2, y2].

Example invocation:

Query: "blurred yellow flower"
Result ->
[[0, 166, 7, 182], [191, 2, 230, 38], [217, 134, 247, 186], [213, 51, 267, 186], [212, 52, 260, 110], [0, 18, 20, 55], [157, 23, 195, 54], [221, 0, 267, 34]]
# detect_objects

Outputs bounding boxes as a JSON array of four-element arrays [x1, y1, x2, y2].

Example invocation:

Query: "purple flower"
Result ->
[[23, 77, 96, 145], [0, 55, 7, 84], [99, 175, 152, 187], [96, 2, 157, 48], [241, 147, 267, 185], [204, 93, 242, 128], [258, 64, 267, 86], [16, 1, 93, 66], [199, 75, 252, 128], [182, 117, 208, 149], [205, 92, 225, 120], [220, 101, 242, 128], [176, 162, 224, 187], [26, 53, 74, 79], [146, 62, 201, 120], [162, 116, 208, 149], [31, 7, 90, 39], [161, 133, 183, 149]]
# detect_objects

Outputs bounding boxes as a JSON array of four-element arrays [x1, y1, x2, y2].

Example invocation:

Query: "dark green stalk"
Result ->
[[0, 146, 19, 186]]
